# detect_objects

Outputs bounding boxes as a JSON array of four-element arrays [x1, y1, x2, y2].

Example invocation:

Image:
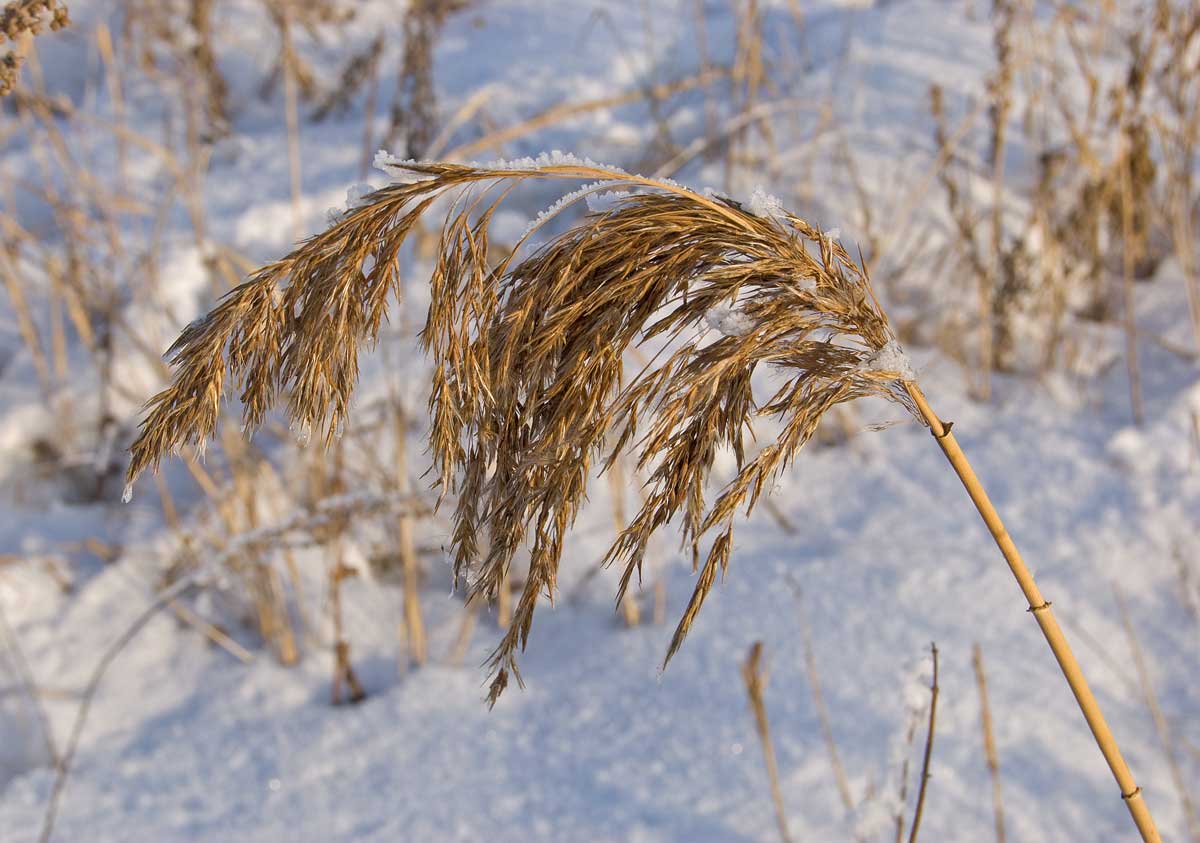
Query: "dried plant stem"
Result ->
[[329, 555, 366, 705], [893, 706, 923, 843], [0, 247, 52, 398], [448, 590, 480, 672], [39, 573, 199, 843], [607, 456, 640, 627], [982, 0, 1015, 401], [906, 643, 939, 843], [1118, 146, 1144, 425], [279, 0, 302, 244], [226, 434, 297, 664], [93, 22, 126, 191], [903, 382, 1160, 843], [357, 35, 382, 182], [691, 0, 717, 150], [726, 0, 766, 192], [791, 581, 853, 813], [1170, 195, 1200, 357], [0, 602, 58, 766], [741, 642, 793, 843], [448, 595, 479, 667], [496, 569, 512, 630], [1114, 587, 1200, 842], [394, 399, 427, 667], [443, 70, 723, 162], [326, 439, 365, 705], [972, 643, 1006, 843]]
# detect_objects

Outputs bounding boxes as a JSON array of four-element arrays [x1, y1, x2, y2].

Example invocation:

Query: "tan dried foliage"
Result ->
[[0, 0, 69, 96], [126, 159, 919, 704], [389, 0, 472, 158]]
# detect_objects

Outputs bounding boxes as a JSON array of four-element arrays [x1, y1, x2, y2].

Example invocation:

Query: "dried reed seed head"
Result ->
[[126, 158, 921, 703], [0, 0, 68, 43], [0, 0, 68, 96]]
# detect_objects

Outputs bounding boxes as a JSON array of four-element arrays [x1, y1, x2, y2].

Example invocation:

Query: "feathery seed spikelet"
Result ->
[[126, 157, 921, 703]]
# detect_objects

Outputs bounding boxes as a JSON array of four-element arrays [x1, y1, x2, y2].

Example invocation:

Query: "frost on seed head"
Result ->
[[860, 338, 916, 381], [747, 186, 787, 224], [345, 183, 374, 209], [374, 149, 630, 184], [373, 150, 436, 182], [705, 304, 757, 337]]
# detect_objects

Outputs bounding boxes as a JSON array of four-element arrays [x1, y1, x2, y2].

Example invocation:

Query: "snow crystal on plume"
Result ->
[[860, 338, 915, 380], [747, 186, 786, 222], [705, 304, 756, 337]]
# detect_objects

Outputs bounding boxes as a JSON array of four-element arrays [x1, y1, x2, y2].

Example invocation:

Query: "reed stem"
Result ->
[[903, 382, 1159, 843]]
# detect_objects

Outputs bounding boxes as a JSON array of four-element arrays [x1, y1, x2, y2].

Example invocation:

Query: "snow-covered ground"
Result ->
[[1, 1, 1198, 841]]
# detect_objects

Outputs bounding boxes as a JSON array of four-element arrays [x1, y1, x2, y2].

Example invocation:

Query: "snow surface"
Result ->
[[0, 1, 1197, 842]]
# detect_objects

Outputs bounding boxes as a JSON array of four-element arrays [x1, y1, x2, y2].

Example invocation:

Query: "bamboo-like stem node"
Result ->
[[1027, 601, 1051, 613]]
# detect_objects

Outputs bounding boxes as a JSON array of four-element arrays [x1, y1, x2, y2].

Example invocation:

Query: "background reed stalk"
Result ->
[[741, 642, 792, 843], [972, 643, 1007, 843]]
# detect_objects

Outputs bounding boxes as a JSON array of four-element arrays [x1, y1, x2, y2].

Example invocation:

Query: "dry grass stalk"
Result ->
[[277, 0, 304, 243], [1114, 586, 1200, 842], [393, 398, 427, 666], [607, 454, 641, 627], [124, 154, 1163, 839], [323, 437, 365, 705], [329, 550, 365, 705], [230, 451, 298, 665], [1154, 0, 1200, 353], [905, 643, 939, 843], [0, 552, 71, 592], [971, 643, 1006, 843], [151, 470, 255, 664], [791, 580, 854, 814], [186, 0, 229, 137], [691, 0, 718, 154], [447, 595, 478, 667], [0, 244, 52, 399], [741, 641, 793, 843], [1118, 145, 1144, 424], [892, 703, 923, 843], [495, 567, 512, 630], [313, 33, 384, 123], [39, 572, 200, 843], [389, 0, 471, 159], [0, 601, 59, 767], [357, 36, 384, 182], [443, 68, 726, 164], [725, 0, 772, 192], [929, 85, 991, 380], [981, 0, 1018, 401]]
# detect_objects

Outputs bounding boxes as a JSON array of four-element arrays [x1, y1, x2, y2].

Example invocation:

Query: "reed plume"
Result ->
[[126, 156, 918, 696], [0, 0, 69, 96], [125, 154, 1158, 840]]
